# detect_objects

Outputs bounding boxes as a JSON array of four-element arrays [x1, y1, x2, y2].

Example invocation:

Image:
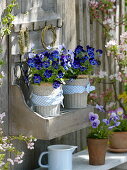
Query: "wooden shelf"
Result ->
[[9, 85, 93, 140]]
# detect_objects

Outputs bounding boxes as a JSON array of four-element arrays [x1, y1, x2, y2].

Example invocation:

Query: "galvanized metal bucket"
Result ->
[[63, 78, 89, 109], [30, 83, 61, 117]]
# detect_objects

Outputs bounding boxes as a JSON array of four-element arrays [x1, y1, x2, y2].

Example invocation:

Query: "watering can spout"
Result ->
[[71, 146, 77, 153]]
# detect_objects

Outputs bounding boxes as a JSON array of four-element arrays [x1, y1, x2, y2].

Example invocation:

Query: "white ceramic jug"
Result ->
[[38, 144, 77, 170]]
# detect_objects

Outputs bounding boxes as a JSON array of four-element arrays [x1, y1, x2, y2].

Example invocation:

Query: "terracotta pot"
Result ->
[[109, 132, 127, 149], [87, 138, 108, 165]]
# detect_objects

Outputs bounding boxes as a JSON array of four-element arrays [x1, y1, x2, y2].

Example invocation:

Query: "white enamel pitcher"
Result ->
[[38, 145, 77, 170]]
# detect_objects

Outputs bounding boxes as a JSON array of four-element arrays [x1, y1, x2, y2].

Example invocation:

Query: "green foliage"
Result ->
[[114, 119, 127, 132], [88, 122, 112, 139], [0, 0, 17, 38]]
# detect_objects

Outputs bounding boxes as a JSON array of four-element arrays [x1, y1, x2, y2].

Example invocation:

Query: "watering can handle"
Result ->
[[38, 152, 48, 168]]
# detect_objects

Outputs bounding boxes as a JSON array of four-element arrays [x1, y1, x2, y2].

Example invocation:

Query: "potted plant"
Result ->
[[87, 111, 120, 165], [26, 45, 74, 117], [108, 107, 127, 150], [63, 45, 103, 108]]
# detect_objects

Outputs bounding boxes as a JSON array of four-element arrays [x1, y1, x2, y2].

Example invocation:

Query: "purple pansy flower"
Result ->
[[53, 80, 61, 89], [91, 119, 100, 128], [96, 104, 105, 112], [108, 111, 116, 117], [80, 66, 87, 71], [108, 125, 115, 129], [28, 52, 36, 58], [116, 107, 124, 116], [33, 74, 42, 84], [44, 70, 52, 78], [89, 58, 98, 65], [72, 58, 81, 69], [74, 45, 85, 54], [42, 61, 50, 68], [68, 49, 74, 63], [96, 49, 103, 56], [115, 121, 121, 127], [52, 61, 59, 69], [58, 44, 67, 54], [27, 58, 35, 68], [89, 112, 99, 122], [110, 112, 120, 121], [80, 56, 88, 63], [58, 70, 64, 78], [37, 53, 44, 60], [42, 51, 50, 58], [51, 50, 60, 59], [123, 114, 127, 119], [103, 119, 110, 125]]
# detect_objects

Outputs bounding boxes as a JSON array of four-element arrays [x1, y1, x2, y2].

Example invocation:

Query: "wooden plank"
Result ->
[[0, 0, 8, 134], [9, 85, 93, 140], [21, 0, 32, 14], [85, 0, 90, 45], [56, 0, 76, 49], [77, 0, 84, 46]]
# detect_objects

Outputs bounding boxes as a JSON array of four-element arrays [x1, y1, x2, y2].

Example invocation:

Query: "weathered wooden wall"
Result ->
[[0, 0, 126, 170], [0, 0, 8, 134]]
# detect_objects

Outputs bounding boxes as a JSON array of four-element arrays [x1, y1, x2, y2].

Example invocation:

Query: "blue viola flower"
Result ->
[[91, 119, 100, 128], [74, 45, 85, 54], [28, 52, 36, 59], [72, 58, 81, 69], [52, 61, 59, 69], [108, 125, 115, 129], [96, 104, 105, 112], [96, 49, 103, 54], [89, 112, 99, 122], [103, 119, 110, 125], [89, 58, 98, 65], [33, 74, 42, 84], [44, 70, 52, 78], [72, 62, 80, 69], [61, 62, 69, 70], [68, 49, 74, 63], [80, 56, 88, 63], [53, 80, 61, 88], [34, 56, 43, 70], [42, 51, 50, 58], [60, 55, 68, 62], [37, 53, 44, 60], [51, 50, 60, 59], [58, 44, 67, 54], [42, 61, 50, 68], [27, 58, 35, 68], [58, 70, 64, 78], [88, 52, 95, 58], [80, 66, 87, 71], [86, 45, 94, 52]]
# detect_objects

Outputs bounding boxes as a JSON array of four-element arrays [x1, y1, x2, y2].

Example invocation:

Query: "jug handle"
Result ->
[[38, 152, 48, 168]]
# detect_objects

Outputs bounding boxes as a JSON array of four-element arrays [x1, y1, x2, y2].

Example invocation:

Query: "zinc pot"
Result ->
[[30, 83, 62, 117], [87, 138, 108, 165], [109, 132, 127, 149], [63, 78, 89, 109]]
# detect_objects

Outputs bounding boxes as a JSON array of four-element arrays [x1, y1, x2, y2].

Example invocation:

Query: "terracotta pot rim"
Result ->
[[87, 138, 108, 140], [112, 131, 127, 134]]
